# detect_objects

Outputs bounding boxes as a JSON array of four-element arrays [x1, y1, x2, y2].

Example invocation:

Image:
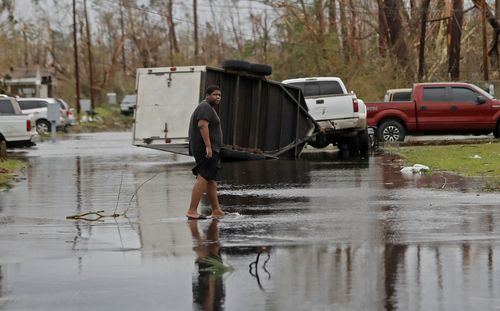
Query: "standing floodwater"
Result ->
[[0, 132, 499, 310]]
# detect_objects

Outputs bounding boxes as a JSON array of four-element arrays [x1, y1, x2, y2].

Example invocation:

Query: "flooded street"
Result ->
[[1, 132, 500, 310]]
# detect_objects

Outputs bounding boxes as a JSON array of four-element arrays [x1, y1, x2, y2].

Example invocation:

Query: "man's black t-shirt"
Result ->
[[188, 100, 223, 156]]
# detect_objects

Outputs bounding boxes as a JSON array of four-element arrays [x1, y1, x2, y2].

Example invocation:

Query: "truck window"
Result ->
[[0, 99, 15, 114], [423, 87, 446, 102], [18, 101, 34, 110], [318, 81, 344, 96], [450, 87, 478, 103], [392, 91, 411, 101], [303, 82, 320, 97]]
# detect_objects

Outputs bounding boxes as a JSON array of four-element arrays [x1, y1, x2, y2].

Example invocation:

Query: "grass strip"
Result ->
[[0, 159, 27, 188], [398, 142, 500, 190]]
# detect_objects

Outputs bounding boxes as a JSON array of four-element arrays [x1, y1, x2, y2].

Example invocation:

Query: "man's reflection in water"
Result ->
[[189, 219, 225, 311]]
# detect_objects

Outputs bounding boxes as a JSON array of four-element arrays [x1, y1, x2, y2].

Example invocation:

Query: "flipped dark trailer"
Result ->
[[132, 64, 316, 160]]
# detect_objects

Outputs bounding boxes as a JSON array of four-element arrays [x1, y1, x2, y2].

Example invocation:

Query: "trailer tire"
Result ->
[[358, 129, 370, 155], [309, 133, 330, 148], [377, 120, 405, 142], [249, 63, 272, 76], [221, 59, 251, 72]]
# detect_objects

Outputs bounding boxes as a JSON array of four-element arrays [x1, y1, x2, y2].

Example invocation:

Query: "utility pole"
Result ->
[[83, 0, 95, 110], [120, 0, 126, 73], [73, 0, 81, 118], [482, 1, 489, 81]]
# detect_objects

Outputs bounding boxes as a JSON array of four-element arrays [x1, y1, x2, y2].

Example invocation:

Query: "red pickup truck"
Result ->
[[366, 82, 500, 142]]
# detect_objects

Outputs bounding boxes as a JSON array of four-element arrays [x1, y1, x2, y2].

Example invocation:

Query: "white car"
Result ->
[[55, 98, 76, 125], [17, 98, 67, 134], [120, 94, 136, 115]]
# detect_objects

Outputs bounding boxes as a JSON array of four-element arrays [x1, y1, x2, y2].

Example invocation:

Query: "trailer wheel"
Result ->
[[377, 120, 405, 142], [358, 129, 370, 155], [221, 59, 251, 72], [249, 63, 272, 76], [309, 133, 330, 148]]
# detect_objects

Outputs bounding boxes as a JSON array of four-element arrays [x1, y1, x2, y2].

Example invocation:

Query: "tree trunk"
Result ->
[[377, 0, 388, 57], [328, 0, 338, 34], [166, 0, 179, 64], [473, 0, 500, 75], [382, 0, 412, 75], [448, 0, 463, 81], [348, 0, 358, 59], [339, 0, 350, 62], [418, 0, 431, 81]]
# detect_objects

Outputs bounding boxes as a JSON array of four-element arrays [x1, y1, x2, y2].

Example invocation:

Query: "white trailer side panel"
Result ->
[[133, 67, 204, 148]]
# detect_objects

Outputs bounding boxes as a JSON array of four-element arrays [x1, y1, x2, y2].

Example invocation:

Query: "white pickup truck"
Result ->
[[282, 77, 369, 154], [0, 97, 36, 148]]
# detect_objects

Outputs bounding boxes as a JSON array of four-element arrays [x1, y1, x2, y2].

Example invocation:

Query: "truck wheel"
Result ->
[[495, 122, 500, 138], [221, 59, 251, 72], [358, 129, 370, 155], [309, 133, 330, 148], [377, 120, 405, 142], [36, 120, 51, 135], [347, 136, 360, 154], [249, 63, 272, 76]]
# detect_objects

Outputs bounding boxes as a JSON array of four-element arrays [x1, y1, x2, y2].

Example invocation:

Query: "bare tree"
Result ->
[[448, 0, 464, 80], [382, 0, 412, 75], [339, 0, 350, 62], [418, 0, 431, 81]]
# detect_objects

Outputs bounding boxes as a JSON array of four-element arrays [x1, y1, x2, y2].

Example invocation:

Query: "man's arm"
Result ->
[[197, 119, 212, 158]]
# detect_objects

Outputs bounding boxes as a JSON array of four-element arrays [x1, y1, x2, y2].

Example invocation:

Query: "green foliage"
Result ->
[[198, 256, 234, 275]]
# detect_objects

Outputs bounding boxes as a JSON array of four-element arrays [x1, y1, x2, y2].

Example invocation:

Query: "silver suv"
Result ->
[[17, 98, 67, 134], [120, 94, 136, 115]]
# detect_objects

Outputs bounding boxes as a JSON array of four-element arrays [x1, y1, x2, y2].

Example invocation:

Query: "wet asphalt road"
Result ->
[[1, 132, 500, 311]]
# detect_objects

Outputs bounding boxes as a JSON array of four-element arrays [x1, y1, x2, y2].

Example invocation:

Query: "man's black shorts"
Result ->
[[192, 152, 220, 181]]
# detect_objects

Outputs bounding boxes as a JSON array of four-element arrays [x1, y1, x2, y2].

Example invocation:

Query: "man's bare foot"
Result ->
[[211, 210, 225, 219], [186, 213, 207, 220]]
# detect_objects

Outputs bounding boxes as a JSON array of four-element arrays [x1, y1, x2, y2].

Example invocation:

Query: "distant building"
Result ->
[[2, 66, 56, 97]]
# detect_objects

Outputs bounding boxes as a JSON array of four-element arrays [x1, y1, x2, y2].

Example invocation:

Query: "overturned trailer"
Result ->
[[132, 65, 316, 160]]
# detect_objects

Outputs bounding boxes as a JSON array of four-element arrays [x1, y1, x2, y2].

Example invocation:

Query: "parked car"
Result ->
[[366, 82, 500, 142], [55, 98, 76, 126], [120, 94, 136, 115], [0, 96, 36, 148], [17, 98, 67, 134]]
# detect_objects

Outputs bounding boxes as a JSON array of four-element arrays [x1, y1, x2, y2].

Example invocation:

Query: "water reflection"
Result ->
[[188, 219, 227, 311]]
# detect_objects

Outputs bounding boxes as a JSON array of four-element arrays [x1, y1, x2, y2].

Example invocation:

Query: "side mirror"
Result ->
[[477, 95, 487, 104]]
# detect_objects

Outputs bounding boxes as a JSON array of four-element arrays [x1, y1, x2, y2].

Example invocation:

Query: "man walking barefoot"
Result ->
[[186, 85, 225, 220]]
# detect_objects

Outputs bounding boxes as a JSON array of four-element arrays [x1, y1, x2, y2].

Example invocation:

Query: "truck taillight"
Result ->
[[27, 119, 32, 132], [352, 98, 359, 113]]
